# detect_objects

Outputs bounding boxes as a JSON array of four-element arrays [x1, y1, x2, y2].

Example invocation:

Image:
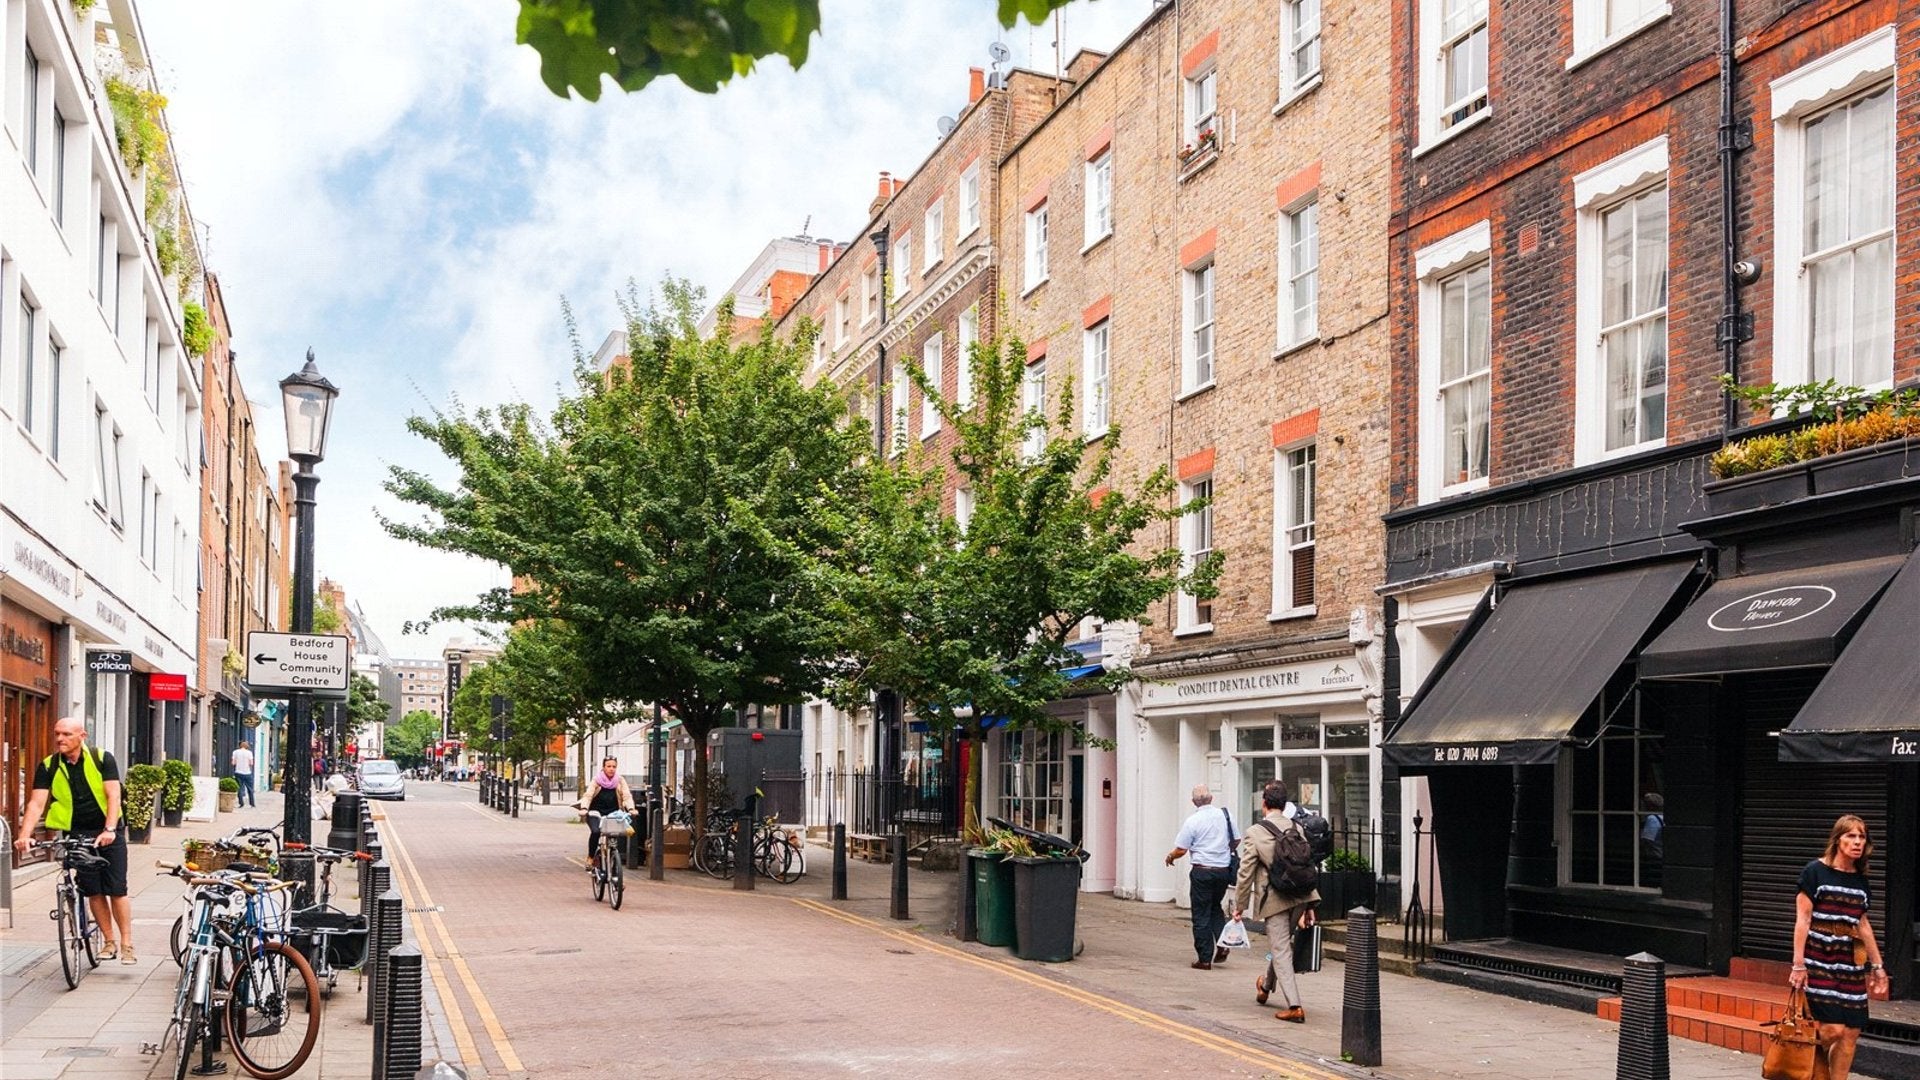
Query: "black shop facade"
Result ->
[[1379, 436, 1918, 1003]]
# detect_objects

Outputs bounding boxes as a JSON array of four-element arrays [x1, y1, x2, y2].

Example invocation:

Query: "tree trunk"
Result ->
[[963, 727, 985, 843]]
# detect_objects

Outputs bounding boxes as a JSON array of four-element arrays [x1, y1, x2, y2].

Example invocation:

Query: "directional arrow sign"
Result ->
[[245, 631, 350, 698]]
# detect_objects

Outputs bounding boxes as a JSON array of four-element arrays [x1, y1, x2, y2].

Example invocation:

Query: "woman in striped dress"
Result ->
[[1789, 814, 1889, 1079]]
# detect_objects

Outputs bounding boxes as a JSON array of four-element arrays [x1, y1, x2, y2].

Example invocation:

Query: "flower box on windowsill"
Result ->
[[1176, 132, 1220, 179], [1702, 437, 1920, 515]]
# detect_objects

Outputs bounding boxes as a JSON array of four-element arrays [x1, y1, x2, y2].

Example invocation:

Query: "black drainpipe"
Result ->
[[869, 224, 892, 456], [1717, 0, 1754, 440]]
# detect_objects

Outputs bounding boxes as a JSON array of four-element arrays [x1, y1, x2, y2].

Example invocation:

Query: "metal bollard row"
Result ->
[[1341, 906, 1383, 1068], [369, 889, 404, 1037], [1616, 952, 1670, 1080], [890, 833, 909, 920], [377, 945, 425, 1080]]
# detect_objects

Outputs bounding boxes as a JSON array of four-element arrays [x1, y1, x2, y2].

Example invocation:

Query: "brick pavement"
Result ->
[[0, 791, 451, 1079]]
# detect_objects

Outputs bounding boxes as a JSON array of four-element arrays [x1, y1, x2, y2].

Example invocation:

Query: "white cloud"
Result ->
[[141, 0, 1156, 655]]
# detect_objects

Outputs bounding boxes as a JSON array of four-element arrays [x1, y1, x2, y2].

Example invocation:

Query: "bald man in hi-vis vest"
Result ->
[[14, 716, 138, 963]]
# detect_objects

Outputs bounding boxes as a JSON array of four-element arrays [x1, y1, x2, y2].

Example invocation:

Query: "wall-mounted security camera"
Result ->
[[1732, 259, 1762, 285]]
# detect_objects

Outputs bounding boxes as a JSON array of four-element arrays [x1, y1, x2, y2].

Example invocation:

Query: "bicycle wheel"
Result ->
[[56, 886, 85, 989], [81, 901, 101, 968], [754, 834, 782, 880], [171, 914, 188, 967], [223, 940, 321, 1080], [172, 1002, 204, 1080], [703, 835, 734, 880], [776, 839, 805, 885], [608, 854, 625, 910]]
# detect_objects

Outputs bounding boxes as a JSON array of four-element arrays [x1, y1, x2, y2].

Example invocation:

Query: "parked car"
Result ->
[[357, 759, 407, 800]]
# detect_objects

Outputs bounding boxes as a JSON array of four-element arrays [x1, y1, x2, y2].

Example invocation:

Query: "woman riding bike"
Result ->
[[575, 757, 635, 872]]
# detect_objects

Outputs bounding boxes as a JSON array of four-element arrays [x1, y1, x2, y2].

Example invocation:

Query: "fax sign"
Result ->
[[245, 632, 350, 697]]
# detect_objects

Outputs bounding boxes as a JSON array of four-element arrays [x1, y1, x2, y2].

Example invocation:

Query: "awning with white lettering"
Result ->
[[1382, 560, 1696, 767], [1779, 547, 1920, 762], [1636, 555, 1905, 679]]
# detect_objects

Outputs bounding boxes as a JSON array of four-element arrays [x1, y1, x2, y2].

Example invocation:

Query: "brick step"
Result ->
[[1597, 997, 1774, 1056]]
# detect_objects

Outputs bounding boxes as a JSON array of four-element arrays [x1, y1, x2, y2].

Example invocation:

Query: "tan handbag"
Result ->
[[1761, 988, 1823, 1080]]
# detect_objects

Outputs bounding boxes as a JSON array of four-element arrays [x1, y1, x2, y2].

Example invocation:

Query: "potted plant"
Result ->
[[160, 758, 194, 828], [218, 776, 240, 814], [123, 763, 164, 843], [1316, 849, 1377, 918]]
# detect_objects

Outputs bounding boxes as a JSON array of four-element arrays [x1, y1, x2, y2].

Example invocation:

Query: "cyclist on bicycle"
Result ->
[[575, 757, 635, 872], [12, 716, 137, 963]]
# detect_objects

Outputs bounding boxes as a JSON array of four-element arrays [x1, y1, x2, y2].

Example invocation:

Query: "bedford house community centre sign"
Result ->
[[245, 631, 350, 699]]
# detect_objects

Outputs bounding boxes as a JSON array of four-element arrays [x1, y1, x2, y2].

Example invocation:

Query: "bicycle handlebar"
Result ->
[[283, 842, 372, 861]]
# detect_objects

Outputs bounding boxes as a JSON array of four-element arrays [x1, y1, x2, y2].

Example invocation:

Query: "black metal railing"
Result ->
[[801, 768, 960, 842]]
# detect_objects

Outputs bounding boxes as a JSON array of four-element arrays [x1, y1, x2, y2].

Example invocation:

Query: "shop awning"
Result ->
[[1636, 554, 1906, 679], [1382, 560, 1695, 767], [1779, 548, 1920, 762]]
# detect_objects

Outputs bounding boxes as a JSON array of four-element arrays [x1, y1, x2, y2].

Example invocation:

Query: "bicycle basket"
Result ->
[[597, 811, 634, 838], [292, 908, 369, 969]]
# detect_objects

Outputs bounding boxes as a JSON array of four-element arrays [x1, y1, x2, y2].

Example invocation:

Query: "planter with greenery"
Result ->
[[218, 776, 240, 814], [160, 758, 194, 827], [1315, 849, 1377, 918], [1707, 379, 1920, 513], [123, 763, 164, 842]]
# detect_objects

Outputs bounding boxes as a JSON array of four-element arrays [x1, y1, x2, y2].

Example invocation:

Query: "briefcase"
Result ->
[[1293, 923, 1323, 973]]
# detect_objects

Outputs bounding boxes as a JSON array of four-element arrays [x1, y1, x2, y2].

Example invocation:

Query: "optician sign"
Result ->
[[245, 631, 350, 698]]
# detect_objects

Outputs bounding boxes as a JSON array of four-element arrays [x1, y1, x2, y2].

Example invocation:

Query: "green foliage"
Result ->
[[154, 223, 181, 280], [218, 777, 240, 793], [103, 76, 168, 175], [73, 0, 98, 15], [824, 319, 1217, 839], [182, 302, 214, 357], [161, 758, 195, 812], [384, 709, 443, 769], [385, 279, 867, 831], [310, 592, 345, 635], [124, 763, 165, 827], [1325, 849, 1372, 874], [516, 0, 1081, 99], [1710, 377, 1920, 479]]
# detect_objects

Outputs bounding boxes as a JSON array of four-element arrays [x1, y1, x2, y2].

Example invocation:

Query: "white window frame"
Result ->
[[1083, 151, 1113, 248], [1770, 28, 1897, 392], [836, 294, 852, 345], [1183, 261, 1216, 394], [1281, 0, 1323, 101], [955, 485, 974, 535], [812, 334, 828, 372], [1024, 203, 1050, 294], [1022, 357, 1048, 462], [1177, 475, 1214, 633], [894, 234, 912, 298], [1273, 443, 1317, 618], [1555, 695, 1662, 891], [959, 163, 982, 238], [21, 42, 42, 178], [1415, 221, 1494, 503], [16, 296, 37, 439], [1082, 320, 1110, 438], [924, 199, 944, 270], [862, 267, 880, 325], [1573, 137, 1669, 463], [956, 304, 978, 409], [889, 357, 909, 457], [1185, 66, 1218, 152], [921, 332, 943, 438], [1569, 0, 1671, 69], [1417, 0, 1490, 152], [94, 400, 125, 527], [1280, 198, 1319, 352], [46, 336, 62, 462]]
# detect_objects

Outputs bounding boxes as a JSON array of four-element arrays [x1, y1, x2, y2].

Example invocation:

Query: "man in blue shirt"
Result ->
[[1166, 783, 1238, 969]]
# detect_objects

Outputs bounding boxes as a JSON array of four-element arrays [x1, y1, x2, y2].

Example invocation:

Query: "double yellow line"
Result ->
[[790, 898, 1349, 1080], [379, 812, 524, 1074]]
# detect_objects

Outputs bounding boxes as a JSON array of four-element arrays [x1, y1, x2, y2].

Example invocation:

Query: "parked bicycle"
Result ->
[[171, 825, 279, 967], [283, 842, 372, 996], [586, 810, 632, 910], [753, 816, 807, 885], [29, 838, 108, 989]]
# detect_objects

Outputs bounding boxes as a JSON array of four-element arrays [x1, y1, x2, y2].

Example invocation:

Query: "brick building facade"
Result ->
[[1378, 0, 1920, 1018]]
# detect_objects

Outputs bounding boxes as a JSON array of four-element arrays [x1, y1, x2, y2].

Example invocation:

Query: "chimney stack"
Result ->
[[969, 67, 986, 103], [869, 170, 894, 218]]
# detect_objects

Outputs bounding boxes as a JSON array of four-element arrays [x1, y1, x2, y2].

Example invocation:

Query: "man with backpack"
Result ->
[[1232, 779, 1319, 1023]]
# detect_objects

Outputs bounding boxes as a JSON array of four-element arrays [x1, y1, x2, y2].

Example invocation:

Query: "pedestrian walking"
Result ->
[[1233, 779, 1319, 1023], [12, 717, 138, 963], [230, 742, 256, 807], [1165, 784, 1237, 970], [1789, 814, 1889, 1079]]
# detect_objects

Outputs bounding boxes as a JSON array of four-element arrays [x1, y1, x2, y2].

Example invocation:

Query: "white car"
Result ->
[[356, 759, 407, 800]]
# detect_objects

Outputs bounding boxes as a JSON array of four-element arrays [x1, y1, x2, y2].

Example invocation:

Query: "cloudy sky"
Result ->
[[140, 0, 1155, 659]]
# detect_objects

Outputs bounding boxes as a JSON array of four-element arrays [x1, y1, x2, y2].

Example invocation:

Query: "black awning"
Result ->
[[1383, 560, 1695, 767], [1779, 548, 1920, 762], [1636, 555, 1906, 679]]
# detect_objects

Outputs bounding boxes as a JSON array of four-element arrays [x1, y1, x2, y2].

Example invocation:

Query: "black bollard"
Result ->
[[624, 811, 643, 870], [648, 801, 664, 882], [733, 799, 756, 892], [890, 833, 909, 920], [329, 792, 364, 853], [1340, 907, 1383, 1067], [363, 859, 392, 927], [832, 824, 848, 901], [360, 838, 383, 906], [510, 774, 519, 819], [379, 945, 425, 1080], [278, 850, 315, 911], [1616, 952, 1670, 1080], [370, 889, 404, 1031]]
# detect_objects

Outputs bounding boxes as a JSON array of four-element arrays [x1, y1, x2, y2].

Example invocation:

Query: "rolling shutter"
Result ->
[[1737, 671, 1889, 960]]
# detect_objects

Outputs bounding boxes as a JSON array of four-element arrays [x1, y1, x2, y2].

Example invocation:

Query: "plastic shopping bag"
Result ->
[[1216, 917, 1252, 951]]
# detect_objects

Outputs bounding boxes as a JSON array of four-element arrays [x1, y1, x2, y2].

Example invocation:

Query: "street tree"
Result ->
[[516, 0, 1087, 99], [825, 322, 1217, 840], [386, 281, 869, 833], [385, 710, 442, 769]]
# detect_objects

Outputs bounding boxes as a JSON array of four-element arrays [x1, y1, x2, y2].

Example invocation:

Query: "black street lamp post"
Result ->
[[279, 349, 339, 849]]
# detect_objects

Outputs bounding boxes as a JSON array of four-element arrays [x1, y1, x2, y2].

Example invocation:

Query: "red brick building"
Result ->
[[1379, 0, 1920, 1022]]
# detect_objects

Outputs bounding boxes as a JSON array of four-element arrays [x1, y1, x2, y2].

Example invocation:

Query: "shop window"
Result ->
[[1561, 694, 1664, 890], [1232, 714, 1372, 847], [999, 728, 1068, 835]]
